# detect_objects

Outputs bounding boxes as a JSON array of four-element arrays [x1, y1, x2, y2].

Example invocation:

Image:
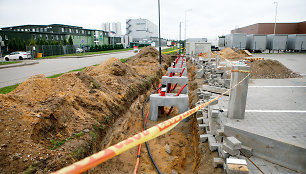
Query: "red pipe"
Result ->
[[179, 68, 185, 77], [133, 111, 150, 174], [157, 84, 162, 94], [167, 84, 188, 116], [180, 59, 185, 68]]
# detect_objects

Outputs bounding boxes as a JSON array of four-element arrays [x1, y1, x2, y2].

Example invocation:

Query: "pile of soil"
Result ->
[[0, 46, 172, 173], [250, 59, 301, 79], [219, 48, 246, 59]]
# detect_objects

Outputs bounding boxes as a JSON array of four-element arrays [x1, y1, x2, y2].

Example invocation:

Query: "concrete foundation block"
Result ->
[[209, 142, 221, 151], [208, 135, 216, 143], [216, 129, 224, 136], [222, 143, 240, 156], [224, 79, 231, 88], [224, 137, 242, 149], [161, 76, 189, 94], [213, 157, 224, 168], [211, 110, 219, 118], [167, 67, 187, 77], [149, 93, 189, 121], [200, 134, 212, 142], [196, 69, 204, 79], [215, 135, 223, 143], [219, 146, 230, 158], [240, 145, 253, 158], [197, 117, 204, 124], [199, 124, 208, 130]]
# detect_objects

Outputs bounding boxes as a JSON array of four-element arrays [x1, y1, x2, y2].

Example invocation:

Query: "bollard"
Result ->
[[227, 65, 250, 119]]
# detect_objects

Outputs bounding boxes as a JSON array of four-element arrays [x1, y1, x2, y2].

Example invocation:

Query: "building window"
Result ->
[[82, 30, 84, 34], [69, 29, 72, 33], [40, 28, 43, 32], [17, 29, 20, 31], [44, 28, 47, 32], [46, 35, 48, 40], [36, 28, 39, 32], [40, 34, 42, 38], [51, 35, 54, 40], [61, 35, 63, 40], [5, 35, 8, 40], [21, 29, 24, 31], [62, 28, 64, 32], [76, 29, 78, 33], [32, 28, 35, 32], [88, 31, 90, 34], [56, 35, 59, 40]]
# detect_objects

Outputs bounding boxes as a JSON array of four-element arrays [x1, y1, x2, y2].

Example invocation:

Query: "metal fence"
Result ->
[[26, 45, 76, 57]]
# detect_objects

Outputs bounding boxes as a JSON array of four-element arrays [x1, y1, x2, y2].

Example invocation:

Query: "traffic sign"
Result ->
[[81, 40, 84, 44]]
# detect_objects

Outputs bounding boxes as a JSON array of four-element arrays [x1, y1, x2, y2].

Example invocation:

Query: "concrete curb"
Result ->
[[0, 61, 39, 69]]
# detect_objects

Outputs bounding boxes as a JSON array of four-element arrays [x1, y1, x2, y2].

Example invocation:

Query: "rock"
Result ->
[[166, 144, 171, 154], [83, 129, 90, 133], [1, 144, 7, 147], [23, 158, 28, 162], [13, 153, 22, 160], [172, 169, 178, 174]]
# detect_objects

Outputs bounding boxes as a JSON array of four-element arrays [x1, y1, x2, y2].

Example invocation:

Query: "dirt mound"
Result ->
[[219, 48, 246, 59], [0, 46, 173, 173], [250, 59, 301, 79]]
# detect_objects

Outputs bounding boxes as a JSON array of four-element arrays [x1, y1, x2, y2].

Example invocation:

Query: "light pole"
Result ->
[[184, 9, 192, 42], [273, 1, 278, 35], [158, 0, 161, 65]]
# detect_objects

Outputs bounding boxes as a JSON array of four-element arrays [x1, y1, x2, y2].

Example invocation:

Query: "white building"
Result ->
[[126, 18, 158, 42], [111, 22, 122, 36], [102, 22, 111, 32]]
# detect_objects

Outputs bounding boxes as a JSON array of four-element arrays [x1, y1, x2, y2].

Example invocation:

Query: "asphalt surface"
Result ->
[[0, 50, 136, 88]]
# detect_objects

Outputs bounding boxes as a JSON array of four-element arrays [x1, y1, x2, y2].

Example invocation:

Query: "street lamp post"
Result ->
[[158, 0, 161, 65], [273, 2, 278, 35], [184, 9, 192, 41]]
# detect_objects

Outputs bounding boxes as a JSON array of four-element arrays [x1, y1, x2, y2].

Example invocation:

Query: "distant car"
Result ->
[[76, 48, 83, 53], [4, 51, 31, 61]]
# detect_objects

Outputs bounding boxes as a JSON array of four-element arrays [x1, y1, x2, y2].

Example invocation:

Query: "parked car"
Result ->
[[76, 48, 83, 53], [4, 51, 31, 61]]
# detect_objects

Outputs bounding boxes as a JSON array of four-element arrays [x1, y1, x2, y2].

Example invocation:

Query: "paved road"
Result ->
[[0, 51, 136, 88]]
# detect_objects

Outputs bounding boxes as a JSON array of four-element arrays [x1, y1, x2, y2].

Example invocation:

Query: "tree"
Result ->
[[28, 39, 36, 47], [68, 35, 73, 45], [63, 37, 68, 45]]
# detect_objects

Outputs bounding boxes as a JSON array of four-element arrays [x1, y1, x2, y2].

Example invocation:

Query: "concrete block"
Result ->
[[161, 76, 189, 94], [227, 65, 250, 119], [240, 145, 253, 158], [222, 143, 240, 156], [224, 79, 231, 88], [218, 146, 230, 158], [200, 134, 212, 142], [211, 110, 219, 118], [167, 67, 187, 77], [224, 136, 242, 149], [208, 135, 216, 143], [149, 93, 189, 121], [203, 91, 212, 100], [199, 124, 208, 130], [197, 117, 204, 124], [225, 158, 249, 174], [209, 142, 220, 151], [213, 157, 224, 168]]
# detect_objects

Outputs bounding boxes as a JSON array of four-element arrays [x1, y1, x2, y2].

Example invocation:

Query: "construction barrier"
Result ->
[[162, 47, 184, 54], [52, 69, 250, 174]]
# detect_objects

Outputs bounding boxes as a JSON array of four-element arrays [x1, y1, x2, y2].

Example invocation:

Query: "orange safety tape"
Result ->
[[52, 73, 250, 174]]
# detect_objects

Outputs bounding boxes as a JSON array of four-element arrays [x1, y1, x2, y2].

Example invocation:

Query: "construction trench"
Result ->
[[0, 46, 304, 174]]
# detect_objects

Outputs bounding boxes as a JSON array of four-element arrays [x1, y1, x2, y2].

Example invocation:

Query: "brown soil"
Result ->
[[219, 48, 246, 59], [198, 48, 246, 60], [250, 59, 301, 79], [0, 46, 172, 174]]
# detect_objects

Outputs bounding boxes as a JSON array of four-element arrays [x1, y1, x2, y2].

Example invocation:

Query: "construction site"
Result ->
[[0, 45, 305, 174]]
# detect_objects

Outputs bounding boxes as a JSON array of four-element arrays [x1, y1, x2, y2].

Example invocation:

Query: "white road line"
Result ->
[[223, 109, 306, 113], [249, 86, 306, 88]]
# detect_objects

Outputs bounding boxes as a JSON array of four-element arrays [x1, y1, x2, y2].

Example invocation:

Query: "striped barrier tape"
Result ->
[[52, 71, 250, 174], [162, 47, 184, 54]]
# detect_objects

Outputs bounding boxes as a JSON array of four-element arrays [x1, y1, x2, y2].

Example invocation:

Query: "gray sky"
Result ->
[[0, 0, 305, 42]]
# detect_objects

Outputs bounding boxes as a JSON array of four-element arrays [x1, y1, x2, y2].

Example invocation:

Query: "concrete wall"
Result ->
[[126, 19, 158, 42]]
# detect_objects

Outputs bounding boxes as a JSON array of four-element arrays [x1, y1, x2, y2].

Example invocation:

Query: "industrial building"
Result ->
[[126, 18, 158, 43], [231, 21, 306, 35]]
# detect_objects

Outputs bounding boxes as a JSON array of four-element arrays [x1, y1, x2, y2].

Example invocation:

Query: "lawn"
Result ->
[[0, 61, 21, 65]]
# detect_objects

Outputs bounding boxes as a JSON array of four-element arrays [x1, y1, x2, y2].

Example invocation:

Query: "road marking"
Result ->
[[223, 109, 306, 113], [249, 86, 306, 88]]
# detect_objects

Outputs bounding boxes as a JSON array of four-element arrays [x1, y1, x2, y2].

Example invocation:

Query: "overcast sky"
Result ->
[[0, 0, 305, 42]]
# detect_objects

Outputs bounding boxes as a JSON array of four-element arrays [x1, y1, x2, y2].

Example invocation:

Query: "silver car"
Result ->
[[4, 51, 31, 61]]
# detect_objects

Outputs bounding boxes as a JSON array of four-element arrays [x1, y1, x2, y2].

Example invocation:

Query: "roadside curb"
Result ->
[[0, 61, 39, 69]]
